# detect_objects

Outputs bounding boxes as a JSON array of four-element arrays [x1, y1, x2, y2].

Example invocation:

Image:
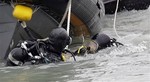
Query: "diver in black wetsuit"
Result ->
[[6, 27, 123, 66], [6, 4, 73, 66], [6, 27, 72, 66], [74, 33, 123, 56]]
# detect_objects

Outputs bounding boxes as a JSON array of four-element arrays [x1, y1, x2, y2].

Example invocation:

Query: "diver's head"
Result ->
[[48, 27, 72, 52], [92, 33, 111, 49]]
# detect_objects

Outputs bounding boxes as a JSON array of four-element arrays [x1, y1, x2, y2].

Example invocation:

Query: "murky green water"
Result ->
[[0, 7, 150, 82]]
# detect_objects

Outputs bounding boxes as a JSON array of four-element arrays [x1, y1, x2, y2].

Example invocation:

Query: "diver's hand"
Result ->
[[110, 38, 124, 47], [30, 56, 42, 61], [30, 56, 42, 65]]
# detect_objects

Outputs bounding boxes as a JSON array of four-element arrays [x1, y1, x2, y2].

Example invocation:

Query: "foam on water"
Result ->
[[89, 7, 150, 82], [66, 7, 150, 82]]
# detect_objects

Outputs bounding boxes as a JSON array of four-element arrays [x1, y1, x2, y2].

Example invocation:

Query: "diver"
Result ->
[[6, 27, 72, 66], [74, 33, 123, 56]]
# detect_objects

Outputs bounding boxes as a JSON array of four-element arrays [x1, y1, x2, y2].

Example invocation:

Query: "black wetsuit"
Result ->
[[6, 40, 47, 66], [6, 27, 71, 66]]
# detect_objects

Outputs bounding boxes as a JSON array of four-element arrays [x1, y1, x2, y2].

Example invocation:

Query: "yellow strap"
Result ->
[[61, 53, 66, 62], [77, 45, 86, 54]]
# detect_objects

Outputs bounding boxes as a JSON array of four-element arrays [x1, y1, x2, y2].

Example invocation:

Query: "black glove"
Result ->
[[109, 38, 124, 47]]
